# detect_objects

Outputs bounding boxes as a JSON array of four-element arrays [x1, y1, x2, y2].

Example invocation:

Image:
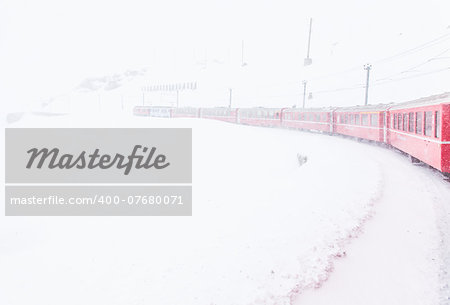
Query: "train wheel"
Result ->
[[409, 155, 421, 164]]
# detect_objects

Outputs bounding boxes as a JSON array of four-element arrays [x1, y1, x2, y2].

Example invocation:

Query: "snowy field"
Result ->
[[1, 114, 450, 305]]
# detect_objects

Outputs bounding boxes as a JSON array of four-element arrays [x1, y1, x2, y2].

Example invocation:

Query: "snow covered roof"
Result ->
[[388, 92, 450, 110]]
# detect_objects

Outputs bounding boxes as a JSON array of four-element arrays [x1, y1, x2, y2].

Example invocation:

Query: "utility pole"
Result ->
[[229, 88, 232, 108], [302, 80, 307, 108], [241, 40, 246, 66], [364, 64, 372, 106], [304, 18, 313, 66]]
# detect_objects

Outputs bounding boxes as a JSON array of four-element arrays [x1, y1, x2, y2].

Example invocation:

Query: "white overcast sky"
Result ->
[[1, 0, 449, 110]]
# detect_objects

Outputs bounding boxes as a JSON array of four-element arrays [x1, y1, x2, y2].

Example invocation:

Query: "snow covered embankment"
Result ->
[[0, 114, 383, 305]]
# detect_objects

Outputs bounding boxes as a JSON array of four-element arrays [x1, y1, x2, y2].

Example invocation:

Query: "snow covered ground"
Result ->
[[1, 114, 450, 305]]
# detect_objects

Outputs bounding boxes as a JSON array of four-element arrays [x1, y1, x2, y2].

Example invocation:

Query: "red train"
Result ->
[[133, 92, 450, 176]]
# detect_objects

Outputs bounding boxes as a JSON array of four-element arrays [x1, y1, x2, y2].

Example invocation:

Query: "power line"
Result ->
[[372, 66, 450, 86], [372, 33, 450, 65], [312, 66, 450, 95], [309, 31, 450, 82]]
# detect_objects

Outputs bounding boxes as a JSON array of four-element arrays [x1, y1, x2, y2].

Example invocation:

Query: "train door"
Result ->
[[385, 108, 393, 145], [331, 109, 337, 133], [381, 112, 386, 143], [328, 112, 333, 133]]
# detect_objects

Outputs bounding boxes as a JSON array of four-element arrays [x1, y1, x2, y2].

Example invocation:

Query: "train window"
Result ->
[[398, 113, 402, 130], [408, 112, 414, 132], [435, 111, 441, 138], [424, 111, 432, 136], [370, 113, 378, 127], [391, 115, 395, 129], [349, 114, 353, 124], [416, 112, 423, 134], [403, 113, 408, 131], [354, 114, 359, 125], [362, 114, 369, 126]]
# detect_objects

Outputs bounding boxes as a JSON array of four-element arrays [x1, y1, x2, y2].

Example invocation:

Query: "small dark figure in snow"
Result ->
[[297, 153, 308, 166]]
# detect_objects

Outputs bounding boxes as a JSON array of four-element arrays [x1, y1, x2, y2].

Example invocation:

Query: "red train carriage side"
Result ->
[[388, 93, 450, 175], [171, 107, 201, 118], [334, 104, 389, 143], [133, 106, 151, 116], [282, 108, 334, 133], [132, 92, 450, 176], [443, 103, 450, 174], [238, 108, 283, 127], [200, 107, 238, 123], [133, 106, 173, 117]]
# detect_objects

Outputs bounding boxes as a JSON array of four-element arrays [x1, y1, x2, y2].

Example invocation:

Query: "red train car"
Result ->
[[334, 104, 389, 143], [133, 106, 152, 116], [282, 108, 334, 133], [200, 107, 238, 123], [132, 92, 450, 176], [388, 93, 450, 174], [238, 108, 283, 127], [171, 107, 201, 118]]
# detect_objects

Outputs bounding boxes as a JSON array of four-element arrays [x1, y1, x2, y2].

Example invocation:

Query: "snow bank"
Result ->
[[0, 114, 387, 305]]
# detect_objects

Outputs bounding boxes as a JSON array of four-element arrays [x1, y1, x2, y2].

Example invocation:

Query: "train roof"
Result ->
[[285, 107, 335, 112], [334, 103, 391, 112], [387, 92, 450, 110], [238, 107, 283, 111], [334, 92, 450, 112]]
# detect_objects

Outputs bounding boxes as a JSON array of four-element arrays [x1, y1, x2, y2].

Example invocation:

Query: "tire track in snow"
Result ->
[[294, 145, 447, 305], [287, 156, 385, 305]]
